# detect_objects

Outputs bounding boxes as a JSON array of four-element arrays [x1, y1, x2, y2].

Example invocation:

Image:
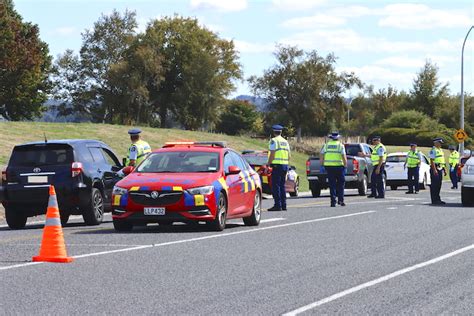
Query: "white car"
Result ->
[[385, 152, 431, 190], [461, 156, 474, 206]]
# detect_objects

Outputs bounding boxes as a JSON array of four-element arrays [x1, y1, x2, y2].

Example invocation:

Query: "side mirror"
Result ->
[[122, 166, 135, 175], [227, 165, 241, 175]]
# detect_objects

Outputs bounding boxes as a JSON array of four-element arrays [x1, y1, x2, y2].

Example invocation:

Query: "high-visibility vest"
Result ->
[[371, 143, 387, 165], [126, 140, 151, 166], [323, 140, 344, 166], [406, 150, 420, 168], [431, 147, 445, 168], [449, 150, 460, 168], [270, 135, 290, 165]]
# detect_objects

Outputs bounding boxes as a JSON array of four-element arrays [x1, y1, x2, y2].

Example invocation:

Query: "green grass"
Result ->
[[0, 122, 312, 191]]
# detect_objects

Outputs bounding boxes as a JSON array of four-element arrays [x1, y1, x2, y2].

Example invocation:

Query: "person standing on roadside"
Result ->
[[267, 125, 290, 212], [404, 143, 422, 194], [429, 138, 446, 205], [360, 136, 387, 198], [320, 132, 347, 207], [125, 129, 151, 167], [448, 145, 460, 189]]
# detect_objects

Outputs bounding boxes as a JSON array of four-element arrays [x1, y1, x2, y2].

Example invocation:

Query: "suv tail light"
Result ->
[[1, 167, 7, 182], [71, 162, 83, 177], [352, 159, 359, 174], [306, 160, 311, 175]]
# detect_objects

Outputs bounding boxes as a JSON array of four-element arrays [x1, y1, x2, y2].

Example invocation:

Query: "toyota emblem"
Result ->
[[33, 167, 41, 173], [150, 191, 159, 199]]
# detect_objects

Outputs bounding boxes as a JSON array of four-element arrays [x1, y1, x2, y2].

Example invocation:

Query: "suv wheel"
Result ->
[[60, 212, 70, 226], [311, 183, 321, 198], [358, 174, 368, 196], [243, 190, 261, 226], [83, 188, 104, 226], [419, 173, 427, 190], [208, 193, 227, 231], [5, 206, 27, 230]]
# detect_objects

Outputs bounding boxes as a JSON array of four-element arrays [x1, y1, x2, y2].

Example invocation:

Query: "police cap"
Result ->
[[272, 124, 284, 131], [432, 137, 444, 143], [328, 132, 340, 139], [410, 142, 417, 146], [372, 135, 381, 141], [128, 128, 142, 135]]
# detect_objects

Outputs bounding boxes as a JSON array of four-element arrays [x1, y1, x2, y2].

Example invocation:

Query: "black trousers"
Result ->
[[430, 169, 443, 203], [407, 166, 419, 192]]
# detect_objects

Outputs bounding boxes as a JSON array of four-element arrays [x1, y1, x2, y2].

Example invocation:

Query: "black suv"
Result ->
[[1, 139, 123, 229]]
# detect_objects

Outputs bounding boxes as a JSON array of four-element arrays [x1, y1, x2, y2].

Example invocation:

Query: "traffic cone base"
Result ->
[[32, 185, 73, 263]]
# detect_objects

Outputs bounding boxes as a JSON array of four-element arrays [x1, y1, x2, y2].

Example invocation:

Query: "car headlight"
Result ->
[[464, 165, 474, 174], [113, 186, 128, 195], [186, 186, 214, 195]]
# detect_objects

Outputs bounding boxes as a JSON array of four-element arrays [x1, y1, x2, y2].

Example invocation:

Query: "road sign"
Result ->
[[454, 129, 468, 143]]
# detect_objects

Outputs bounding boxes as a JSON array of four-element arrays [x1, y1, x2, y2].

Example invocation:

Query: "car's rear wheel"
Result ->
[[208, 193, 227, 231], [358, 174, 368, 196], [113, 219, 134, 232], [83, 188, 104, 226], [243, 190, 261, 226], [289, 180, 299, 197], [419, 173, 427, 190], [5, 206, 27, 230], [461, 186, 474, 206], [311, 183, 321, 198]]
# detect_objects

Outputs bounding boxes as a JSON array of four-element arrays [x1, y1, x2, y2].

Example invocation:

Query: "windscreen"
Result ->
[[344, 145, 361, 156], [10, 144, 74, 167], [242, 155, 268, 166], [137, 151, 220, 173], [386, 155, 406, 163]]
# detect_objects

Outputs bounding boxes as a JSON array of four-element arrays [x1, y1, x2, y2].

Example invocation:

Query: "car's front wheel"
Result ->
[[244, 190, 261, 226], [5, 206, 27, 230], [419, 173, 428, 190], [208, 193, 227, 231], [113, 219, 134, 232], [83, 188, 104, 226], [461, 186, 474, 206]]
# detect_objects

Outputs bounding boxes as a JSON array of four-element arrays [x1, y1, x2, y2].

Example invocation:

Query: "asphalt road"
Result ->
[[0, 182, 473, 315]]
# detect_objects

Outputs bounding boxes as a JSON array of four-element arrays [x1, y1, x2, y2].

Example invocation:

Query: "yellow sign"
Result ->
[[454, 129, 468, 143]]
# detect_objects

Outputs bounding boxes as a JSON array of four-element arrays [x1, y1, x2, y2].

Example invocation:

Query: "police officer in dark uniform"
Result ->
[[429, 138, 446, 205], [320, 132, 347, 207], [267, 125, 291, 211]]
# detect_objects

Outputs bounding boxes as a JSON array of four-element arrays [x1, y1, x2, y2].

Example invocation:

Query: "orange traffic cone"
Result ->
[[32, 185, 73, 263]]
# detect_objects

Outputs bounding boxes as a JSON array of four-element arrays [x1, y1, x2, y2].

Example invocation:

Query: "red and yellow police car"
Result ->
[[112, 142, 262, 231]]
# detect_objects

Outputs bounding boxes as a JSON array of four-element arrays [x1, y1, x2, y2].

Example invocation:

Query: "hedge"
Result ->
[[368, 128, 457, 148]]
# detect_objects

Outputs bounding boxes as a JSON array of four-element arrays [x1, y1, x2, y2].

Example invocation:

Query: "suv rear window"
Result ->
[[10, 144, 74, 167]]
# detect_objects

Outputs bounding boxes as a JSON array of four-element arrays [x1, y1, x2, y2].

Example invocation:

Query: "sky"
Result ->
[[14, 0, 474, 98]]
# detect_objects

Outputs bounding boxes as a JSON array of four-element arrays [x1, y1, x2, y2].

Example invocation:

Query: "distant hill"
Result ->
[[39, 100, 90, 123], [235, 95, 268, 112]]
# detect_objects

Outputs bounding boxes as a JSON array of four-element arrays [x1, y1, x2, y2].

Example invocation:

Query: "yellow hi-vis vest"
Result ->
[[126, 139, 151, 166], [323, 140, 344, 166], [371, 143, 387, 165], [406, 150, 420, 168], [449, 150, 460, 168], [270, 135, 290, 165], [432, 147, 445, 168]]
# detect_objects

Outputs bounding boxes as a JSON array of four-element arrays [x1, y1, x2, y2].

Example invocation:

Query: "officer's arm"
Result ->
[[429, 151, 438, 174], [267, 151, 275, 165], [342, 151, 347, 167], [128, 145, 138, 166]]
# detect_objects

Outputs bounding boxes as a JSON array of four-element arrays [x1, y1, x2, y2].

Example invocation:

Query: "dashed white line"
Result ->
[[0, 211, 375, 271], [283, 244, 474, 315]]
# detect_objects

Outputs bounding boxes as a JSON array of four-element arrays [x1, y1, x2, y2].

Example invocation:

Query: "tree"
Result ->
[[408, 61, 449, 117], [143, 16, 242, 129], [217, 100, 260, 135], [0, 0, 51, 120], [249, 45, 361, 142]]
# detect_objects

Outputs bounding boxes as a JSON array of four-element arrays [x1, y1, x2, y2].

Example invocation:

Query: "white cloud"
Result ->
[[233, 40, 274, 54], [54, 27, 77, 36], [374, 57, 425, 68], [378, 3, 473, 30], [272, 0, 326, 11], [281, 14, 346, 29], [280, 28, 462, 54], [190, 0, 247, 12], [338, 65, 415, 89]]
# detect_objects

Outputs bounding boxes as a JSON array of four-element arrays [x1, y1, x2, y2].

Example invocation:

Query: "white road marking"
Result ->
[[283, 243, 474, 316], [0, 211, 375, 271], [260, 218, 285, 223], [404, 205, 414, 207], [387, 207, 398, 210]]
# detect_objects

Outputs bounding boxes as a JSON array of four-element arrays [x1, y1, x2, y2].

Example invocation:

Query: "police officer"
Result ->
[[267, 125, 291, 212], [126, 129, 152, 167], [429, 138, 446, 205], [361, 136, 386, 198], [448, 145, 460, 189], [403, 143, 422, 194], [320, 132, 347, 207]]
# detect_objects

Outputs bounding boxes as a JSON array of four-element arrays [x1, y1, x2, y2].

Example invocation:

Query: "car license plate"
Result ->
[[28, 176, 48, 184], [144, 207, 165, 215]]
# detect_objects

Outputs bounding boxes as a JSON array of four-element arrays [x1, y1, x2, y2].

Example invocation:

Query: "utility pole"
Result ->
[[460, 25, 473, 155]]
